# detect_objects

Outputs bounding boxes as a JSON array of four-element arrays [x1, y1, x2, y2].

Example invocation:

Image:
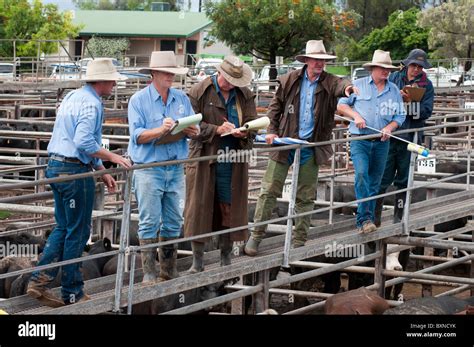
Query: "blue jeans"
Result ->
[[350, 139, 390, 228], [133, 164, 184, 240], [30, 159, 94, 303]]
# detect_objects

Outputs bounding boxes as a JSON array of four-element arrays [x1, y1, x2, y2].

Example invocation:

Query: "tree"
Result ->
[[341, 7, 430, 62], [419, 0, 473, 83], [85, 36, 130, 60], [205, 0, 358, 80], [0, 0, 81, 57], [342, 0, 424, 40], [73, 0, 180, 11]]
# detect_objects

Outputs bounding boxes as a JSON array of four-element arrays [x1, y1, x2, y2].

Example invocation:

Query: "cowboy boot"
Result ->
[[157, 236, 179, 281], [139, 238, 158, 283], [219, 234, 233, 266], [187, 241, 205, 274]]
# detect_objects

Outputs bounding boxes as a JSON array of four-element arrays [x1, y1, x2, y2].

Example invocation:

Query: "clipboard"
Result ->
[[155, 113, 202, 145], [403, 86, 425, 102]]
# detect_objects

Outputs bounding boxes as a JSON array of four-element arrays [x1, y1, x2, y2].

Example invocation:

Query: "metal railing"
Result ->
[[0, 112, 473, 314]]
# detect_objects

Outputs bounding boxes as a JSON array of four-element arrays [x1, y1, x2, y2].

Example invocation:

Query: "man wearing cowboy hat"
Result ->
[[245, 40, 356, 256], [374, 49, 434, 228], [184, 55, 258, 273], [27, 58, 132, 307], [373, 49, 434, 298], [128, 51, 198, 283], [337, 50, 406, 234]]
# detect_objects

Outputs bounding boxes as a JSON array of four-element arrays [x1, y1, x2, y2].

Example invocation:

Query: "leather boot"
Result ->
[[157, 236, 179, 281], [139, 238, 158, 283], [219, 234, 233, 266], [187, 241, 205, 274], [244, 236, 261, 257]]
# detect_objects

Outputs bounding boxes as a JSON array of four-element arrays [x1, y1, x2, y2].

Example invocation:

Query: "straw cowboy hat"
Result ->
[[216, 55, 253, 87], [84, 58, 127, 82], [138, 51, 188, 75], [363, 50, 398, 70], [295, 40, 337, 62]]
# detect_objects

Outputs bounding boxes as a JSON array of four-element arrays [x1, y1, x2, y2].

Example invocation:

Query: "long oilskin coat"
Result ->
[[184, 77, 258, 242]]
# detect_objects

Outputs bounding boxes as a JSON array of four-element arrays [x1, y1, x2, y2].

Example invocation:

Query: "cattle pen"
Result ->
[[0, 74, 473, 315]]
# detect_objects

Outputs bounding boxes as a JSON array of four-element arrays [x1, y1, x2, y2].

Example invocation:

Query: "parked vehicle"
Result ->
[[0, 63, 15, 81], [352, 67, 370, 81]]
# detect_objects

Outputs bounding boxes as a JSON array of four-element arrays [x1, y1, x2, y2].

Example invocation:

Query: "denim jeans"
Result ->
[[350, 139, 390, 228], [30, 159, 94, 303], [133, 164, 184, 240]]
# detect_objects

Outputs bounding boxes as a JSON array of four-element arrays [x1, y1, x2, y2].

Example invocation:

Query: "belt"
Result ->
[[351, 134, 381, 142], [49, 154, 85, 164]]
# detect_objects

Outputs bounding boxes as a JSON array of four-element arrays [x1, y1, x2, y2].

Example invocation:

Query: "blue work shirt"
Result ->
[[47, 84, 104, 168], [338, 75, 406, 135], [288, 71, 318, 166], [127, 83, 194, 164], [299, 71, 318, 139]]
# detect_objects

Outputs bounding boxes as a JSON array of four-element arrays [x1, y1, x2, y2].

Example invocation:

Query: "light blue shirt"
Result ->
[[127, 83, 194, 164], [338, 75, 406, 135], [299, 71, 318, 139], [47, 84, 104, 168]]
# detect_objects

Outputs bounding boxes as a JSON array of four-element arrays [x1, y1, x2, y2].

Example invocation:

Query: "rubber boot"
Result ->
[[139, 238, 158, 283], [187, 241, 205, 274], [393, 192, 406, 224], [157, 236, 179, 281], [219, 234, 233, 266], [374, 196, 384, 228]]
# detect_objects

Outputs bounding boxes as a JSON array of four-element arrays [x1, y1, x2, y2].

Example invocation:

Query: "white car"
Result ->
[[352, 67, 370, 81], [0, 63, 15, 81]]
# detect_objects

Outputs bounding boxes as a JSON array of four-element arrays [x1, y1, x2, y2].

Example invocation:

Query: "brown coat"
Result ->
[[184, 77, 258, 241], [267, 67, 351, 165]]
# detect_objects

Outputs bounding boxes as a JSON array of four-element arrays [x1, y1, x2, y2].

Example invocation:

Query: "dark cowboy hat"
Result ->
[[402, 49, 432, 69]]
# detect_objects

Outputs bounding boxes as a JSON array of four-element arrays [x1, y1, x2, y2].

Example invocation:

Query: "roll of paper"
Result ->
[[407, 143, 429, 157], [241, 116, 270, 131]]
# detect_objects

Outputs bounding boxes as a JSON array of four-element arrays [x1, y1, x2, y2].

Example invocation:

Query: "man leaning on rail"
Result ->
[[27, 59, 132, 307], [244, 40, 357, 256], [128, 51, 199, 283], [337, 50, 406, 234], [374, 49, 434, 228]]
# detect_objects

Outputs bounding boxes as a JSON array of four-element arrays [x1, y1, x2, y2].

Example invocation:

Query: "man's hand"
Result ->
[[109, 153, 132, 168], [216, 121, 236, 135], [265, 134, 279, 144], [380, 125, 393, 141], [353, 114, 367, 129], [101, 174, 117, 193], [160, 117, 175, 136], [182, 125, 200, 139], [400, 89, 412, 103], [232, 130, 247, 138], [345, 85, 360, 97]]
